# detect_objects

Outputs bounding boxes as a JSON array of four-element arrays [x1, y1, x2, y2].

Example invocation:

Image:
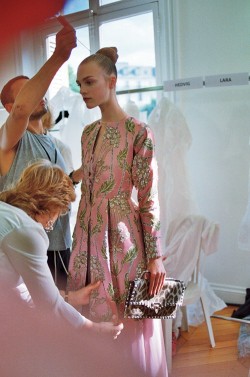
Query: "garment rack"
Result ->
[[116, 85, 163, 95], [116, 75, 250, 96]]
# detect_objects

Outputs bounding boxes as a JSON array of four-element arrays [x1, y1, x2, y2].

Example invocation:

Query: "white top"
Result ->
[[0, 201, 85, 328]]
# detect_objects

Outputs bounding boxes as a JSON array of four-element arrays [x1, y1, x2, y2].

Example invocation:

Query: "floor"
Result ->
[[170, 306, 250, 377]]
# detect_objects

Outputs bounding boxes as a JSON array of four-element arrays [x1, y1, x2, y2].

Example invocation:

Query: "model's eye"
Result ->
[[86, 80, 93, 86]]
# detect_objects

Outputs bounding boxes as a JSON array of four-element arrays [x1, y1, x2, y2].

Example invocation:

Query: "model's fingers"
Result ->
[[149, 272, 165, 295]]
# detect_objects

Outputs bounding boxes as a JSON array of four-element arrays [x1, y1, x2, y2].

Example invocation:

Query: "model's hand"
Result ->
[[55, 16, 76, 61], [147, 257, 166, 296]]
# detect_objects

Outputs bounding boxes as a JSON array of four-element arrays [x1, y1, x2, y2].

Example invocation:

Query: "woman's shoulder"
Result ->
[[0, 202, 44, 237], [83, 120, 100, 134], [125, 117, 154, 140], [125, 116, 151, 130]]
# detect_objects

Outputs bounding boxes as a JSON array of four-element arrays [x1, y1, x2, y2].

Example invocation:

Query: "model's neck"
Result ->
[[100, 98, 127, 123], [100, 109, 127, 123]]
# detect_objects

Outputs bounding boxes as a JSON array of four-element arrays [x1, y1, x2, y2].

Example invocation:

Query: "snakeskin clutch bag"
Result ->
[[124, 271, 186, 319]]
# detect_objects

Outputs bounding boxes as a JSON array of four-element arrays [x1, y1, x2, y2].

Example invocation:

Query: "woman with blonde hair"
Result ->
[[0, 159, 123, 336]]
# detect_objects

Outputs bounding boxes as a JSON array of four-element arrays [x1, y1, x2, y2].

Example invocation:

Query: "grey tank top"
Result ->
[[0, 131, 72, 251]]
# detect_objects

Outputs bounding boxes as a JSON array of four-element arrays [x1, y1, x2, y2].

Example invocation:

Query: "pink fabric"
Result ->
[[115, 319, 167, 377], [68, 116, 167, 376]]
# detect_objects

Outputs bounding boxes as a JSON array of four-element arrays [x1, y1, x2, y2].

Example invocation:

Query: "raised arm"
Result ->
[[0, 18, 76, 151]]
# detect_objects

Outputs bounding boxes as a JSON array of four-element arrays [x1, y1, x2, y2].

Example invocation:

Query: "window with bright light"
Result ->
[[43, 0, 162, 123], [99, 0, 122, 5], [100, 11, 156, 121], [62, 0, 89, 15]]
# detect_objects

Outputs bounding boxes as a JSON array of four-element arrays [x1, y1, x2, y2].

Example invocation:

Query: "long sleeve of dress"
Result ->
[[132, 125, 162, 260], [2, 225, 85, 329]]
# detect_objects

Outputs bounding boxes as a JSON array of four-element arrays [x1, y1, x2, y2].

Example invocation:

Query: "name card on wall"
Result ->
[[164, 76, 203, 91], [205, 72, 249, 87]]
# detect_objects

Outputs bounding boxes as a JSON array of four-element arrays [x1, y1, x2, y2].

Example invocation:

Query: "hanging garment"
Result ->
[[123, 99, 140, 119], [163, 215, 220, 284], [148, 97, 197, 251], [163, 215, 226, 327]]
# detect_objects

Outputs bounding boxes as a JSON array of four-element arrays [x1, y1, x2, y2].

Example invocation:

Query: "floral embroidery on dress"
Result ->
[[117, 148, 130, 172], [109, 192, 131, 217], [104, 126, 120, 148], [98, 178, 115, 195], [73, 251, 88, 273], [125, 118, 135, 134], [90, 254, 105, 281], [79, 207, 87, 231], [68, 117, 162, 322], [143, 232, 158, 259], [91, 211, 103, 236], [143, 137, 154, 150], [133, 155, 150, 189]]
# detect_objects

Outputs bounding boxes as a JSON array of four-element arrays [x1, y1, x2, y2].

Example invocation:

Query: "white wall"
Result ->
[[171, 0, 250, 303]]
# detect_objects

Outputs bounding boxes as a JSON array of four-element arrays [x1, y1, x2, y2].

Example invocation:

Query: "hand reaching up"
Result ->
[[54, 16, 77, 61]]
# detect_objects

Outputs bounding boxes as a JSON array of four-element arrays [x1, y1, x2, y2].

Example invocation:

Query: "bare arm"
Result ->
[[0, 18, 76, 152], [69, 166, 83, 185], [3, 226, 123, 338]]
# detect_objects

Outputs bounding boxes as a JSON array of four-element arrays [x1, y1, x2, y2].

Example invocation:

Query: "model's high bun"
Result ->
[[96, 47, 119, 64], [79, 46, 118, 77]]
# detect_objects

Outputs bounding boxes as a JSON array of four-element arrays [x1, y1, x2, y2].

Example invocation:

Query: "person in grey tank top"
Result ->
[[0, 18, 93, 299]]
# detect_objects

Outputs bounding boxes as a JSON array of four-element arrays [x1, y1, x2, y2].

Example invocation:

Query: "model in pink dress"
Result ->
[[68, 47, 168, 377]]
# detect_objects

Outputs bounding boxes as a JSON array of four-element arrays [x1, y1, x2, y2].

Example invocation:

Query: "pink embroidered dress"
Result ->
[[68, 116, 167, 376]]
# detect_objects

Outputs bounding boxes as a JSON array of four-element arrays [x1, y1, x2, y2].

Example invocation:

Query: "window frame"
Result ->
[[26, 0, 173, 89]]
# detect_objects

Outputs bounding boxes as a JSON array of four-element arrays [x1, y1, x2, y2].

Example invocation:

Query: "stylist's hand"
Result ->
[[55, 16, 77, 61], [147, 257, 166, 296], [70, 281, 101, 307], [84, 319, 124, 340], [98, 320, 124, 340]]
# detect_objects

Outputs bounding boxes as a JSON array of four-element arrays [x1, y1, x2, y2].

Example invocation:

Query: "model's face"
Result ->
[[10, 79, 48, 119], [76, 62, 112, 109]]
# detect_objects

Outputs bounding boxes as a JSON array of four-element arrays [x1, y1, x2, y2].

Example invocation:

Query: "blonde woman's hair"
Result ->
[[79, 47, 118, 77], [0, 159, 76, 218]]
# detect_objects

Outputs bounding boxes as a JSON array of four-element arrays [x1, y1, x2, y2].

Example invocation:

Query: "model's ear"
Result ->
[[109, 76, 116, 89], [4, 103, 13, 113]]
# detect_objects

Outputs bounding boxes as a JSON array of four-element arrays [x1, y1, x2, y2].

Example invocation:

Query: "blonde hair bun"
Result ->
[[96, 47, 119, 64]]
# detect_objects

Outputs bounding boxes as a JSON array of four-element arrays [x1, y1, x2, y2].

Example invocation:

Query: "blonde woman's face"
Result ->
[[76, 62, 112, 109], [34, 208, 61, 230]]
